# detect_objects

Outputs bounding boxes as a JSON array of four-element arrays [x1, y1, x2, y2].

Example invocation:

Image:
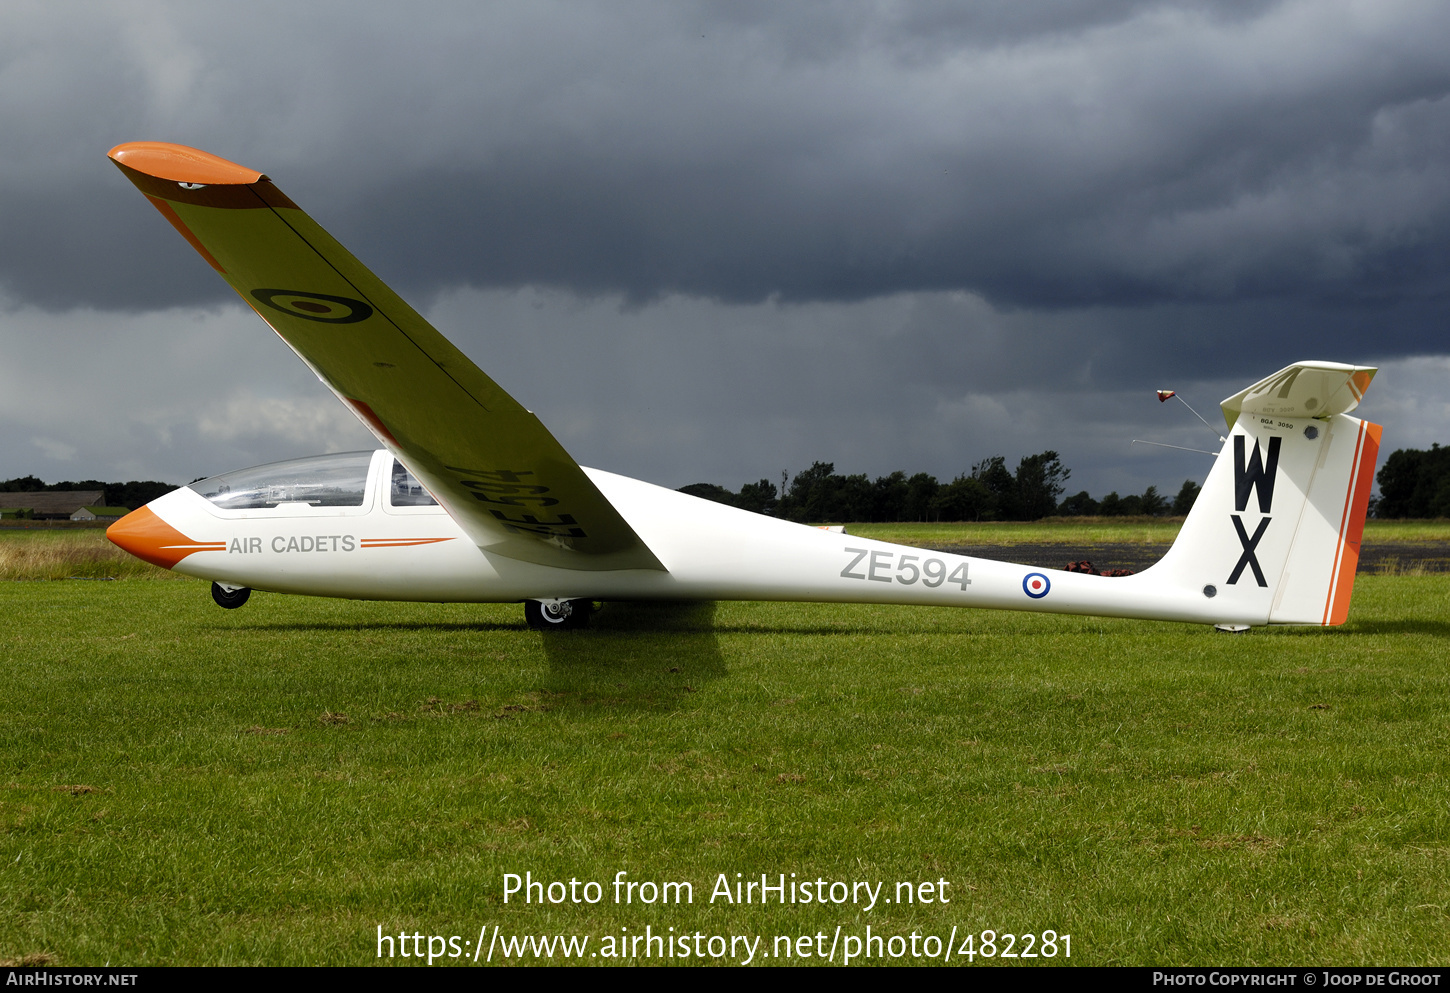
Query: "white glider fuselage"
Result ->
[[126, 396, 1375, 630], [138, 457, 1206, 619]]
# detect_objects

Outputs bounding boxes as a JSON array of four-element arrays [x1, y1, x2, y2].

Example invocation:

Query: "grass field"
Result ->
[[2, 528, 1450, 966], [0, 529, 173, 581]]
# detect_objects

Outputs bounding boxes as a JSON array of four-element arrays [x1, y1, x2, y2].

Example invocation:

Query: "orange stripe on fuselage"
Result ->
[[106, 505, 223, 570], [1323, 420, 1382, 626]]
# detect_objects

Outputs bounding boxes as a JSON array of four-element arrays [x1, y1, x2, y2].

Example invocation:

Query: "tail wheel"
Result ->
[[524, 598, 593, 630], [211, 583, 251, 609]]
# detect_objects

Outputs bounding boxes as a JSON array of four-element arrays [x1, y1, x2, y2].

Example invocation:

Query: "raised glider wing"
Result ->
[[106, 142, 1382, 630]]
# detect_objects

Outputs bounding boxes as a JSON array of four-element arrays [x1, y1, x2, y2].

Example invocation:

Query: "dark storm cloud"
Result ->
[[3, 1, 1449, 330], [0, 284, 1435, 497]]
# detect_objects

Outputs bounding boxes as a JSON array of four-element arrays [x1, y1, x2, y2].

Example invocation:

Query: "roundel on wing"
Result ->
[[251, 289, 374, 324], [1022, 572, 1051, 599]]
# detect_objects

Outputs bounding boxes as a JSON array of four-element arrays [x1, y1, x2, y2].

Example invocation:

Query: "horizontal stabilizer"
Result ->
[[1220, 361, 1375, 429]]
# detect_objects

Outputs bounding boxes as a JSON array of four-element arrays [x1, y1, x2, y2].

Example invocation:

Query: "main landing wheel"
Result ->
[[211, 583, 251, 609], [524, 598, 593, 630]]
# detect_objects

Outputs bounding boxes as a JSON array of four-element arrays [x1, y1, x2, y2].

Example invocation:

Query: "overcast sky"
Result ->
[[2, 0, 1448, 499]]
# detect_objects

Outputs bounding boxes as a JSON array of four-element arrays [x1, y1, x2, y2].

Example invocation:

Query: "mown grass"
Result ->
[[1, 570, 1449, 966], [1359, 519, 1450, 542]]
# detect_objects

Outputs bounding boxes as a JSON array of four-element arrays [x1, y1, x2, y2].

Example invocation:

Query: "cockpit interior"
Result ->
[[188, 451, 439, 515]]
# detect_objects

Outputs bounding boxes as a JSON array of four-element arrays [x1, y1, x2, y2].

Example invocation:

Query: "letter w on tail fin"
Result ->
[[1234, 435, 1281, 513]]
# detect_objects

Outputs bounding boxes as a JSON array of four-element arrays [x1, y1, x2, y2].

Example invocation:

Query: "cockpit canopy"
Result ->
[[188, 452, 438, 510], [189, 452, 374, 509], [389, 458, 438, 506]]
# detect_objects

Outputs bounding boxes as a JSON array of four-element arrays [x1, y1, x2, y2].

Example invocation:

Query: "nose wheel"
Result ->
[[524, 598, 593, 630], [211, 583, 251, 609]]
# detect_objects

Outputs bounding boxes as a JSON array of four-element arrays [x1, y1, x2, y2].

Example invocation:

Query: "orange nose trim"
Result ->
[[107, 506, 225, 570]]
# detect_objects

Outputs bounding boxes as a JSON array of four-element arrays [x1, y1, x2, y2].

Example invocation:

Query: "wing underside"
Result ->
[[110, 142, 663, 573]]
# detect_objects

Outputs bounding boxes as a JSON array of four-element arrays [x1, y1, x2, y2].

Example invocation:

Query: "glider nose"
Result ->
[[106, 506, 180, 570]]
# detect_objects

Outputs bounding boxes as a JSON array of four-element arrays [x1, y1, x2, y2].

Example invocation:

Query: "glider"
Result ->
[[105, 142, 1381, 630]]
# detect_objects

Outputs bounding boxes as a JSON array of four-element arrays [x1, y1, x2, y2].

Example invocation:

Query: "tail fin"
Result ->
[[1150, 361, 1381, 627]]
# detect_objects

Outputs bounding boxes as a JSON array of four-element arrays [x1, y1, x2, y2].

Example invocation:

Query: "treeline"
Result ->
[[1375, 444, 1450, 518], [681, 453, 1201, 523], [0, 476, 176, 510]]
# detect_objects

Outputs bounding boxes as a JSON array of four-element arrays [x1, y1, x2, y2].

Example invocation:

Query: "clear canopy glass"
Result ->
[[188, 452, 374, 510], [390, 459, 438, 506]]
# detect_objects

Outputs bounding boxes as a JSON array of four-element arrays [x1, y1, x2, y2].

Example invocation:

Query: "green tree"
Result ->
[[735, 479, 778, 516], [1058, 490, 1099, 516], [1, 475, 175, 510], [1139, 485, 1168, 516], [1376, 444, 1450, 518], [970, 456, 1015, 520], [678, 483, 737, 507], [837, 473, 874, 522], [1014, 451, 1070, 521], [782, 462, 838, 522], [904, 472, 941, 522], [108, 481, 178, 509], [935, 475, 994, 521], [870, 471, 910, 522], [1172, 479, 1201, 515]]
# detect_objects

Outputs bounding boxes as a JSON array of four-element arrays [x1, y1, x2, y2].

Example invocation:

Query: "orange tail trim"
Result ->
[[1323, 420, 1382, 626]]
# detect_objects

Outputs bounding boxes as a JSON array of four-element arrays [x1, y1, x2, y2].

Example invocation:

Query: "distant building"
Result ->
[[0, 491, 105, 520], [71, 506, 131, 522]]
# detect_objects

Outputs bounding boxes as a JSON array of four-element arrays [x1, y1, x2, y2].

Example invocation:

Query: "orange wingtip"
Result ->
[[108, 142, 265, 186]]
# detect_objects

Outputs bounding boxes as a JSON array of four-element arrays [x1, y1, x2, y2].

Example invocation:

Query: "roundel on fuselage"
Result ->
[[1023, 573, 1051, 599]]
